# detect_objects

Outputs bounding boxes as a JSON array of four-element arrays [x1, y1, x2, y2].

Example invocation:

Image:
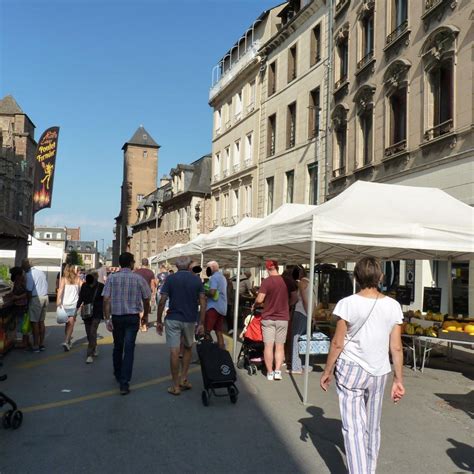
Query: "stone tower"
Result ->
[[114, 126, 159, 260]]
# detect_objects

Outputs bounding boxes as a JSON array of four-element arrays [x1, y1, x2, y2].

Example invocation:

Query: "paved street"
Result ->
[[1, 311, 473, 474]]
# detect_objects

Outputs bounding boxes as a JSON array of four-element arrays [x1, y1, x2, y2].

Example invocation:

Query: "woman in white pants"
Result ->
[[320, 257, 405, 474]]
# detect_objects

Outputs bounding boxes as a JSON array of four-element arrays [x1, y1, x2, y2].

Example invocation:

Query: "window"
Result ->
[[244, 185, 252, 215], [56, 232, 62, 239], [235, 90, 242, 118], [224, 147, 230, 176], [84, 254, 91, 261], [285, 170, 295, 203], [310, 24, 321, 66], [233, 140, 241, 171], [137, 194, 144, 202], [429, 60, 453, 132], [288, 44, 297, 82], [268, 61, 277, 97], [360, 111, 373, 165], [308, 88, 321, 139], [245, 133, 253, 165], [388, 0, 408, 41], [45, 232, 52, 239], [223, 193, 229, 224], [358, 6, 374, 71], [186, 206, 191, 229], [215, 108, 222, 132], [34, 232, 40, 238], [248, 80, 256, 109], [232, 189, 239, 221], [214, 152, 221, 180], [287, 102, 296, 149], [389, 87, 407, 147], [179, 208, 186, 229], [266, 177, 274, 215], [308, 163, 318, 205], [143, 150, 148, 158], [336, 35, 349, 87], [226, 100, 232, 126], [267, 114, 276, 157], [355, 86, 375, 166], [332, 105, 348, 176]]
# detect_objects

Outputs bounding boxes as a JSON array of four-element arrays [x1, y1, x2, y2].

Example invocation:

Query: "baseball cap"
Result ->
[[265, 259, 278, 270]]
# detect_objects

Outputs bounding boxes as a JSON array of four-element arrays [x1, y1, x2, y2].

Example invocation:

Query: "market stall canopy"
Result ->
[[0, 216, 29, 240], [237, 181, 474, 262], [28, 236, 63, 266]]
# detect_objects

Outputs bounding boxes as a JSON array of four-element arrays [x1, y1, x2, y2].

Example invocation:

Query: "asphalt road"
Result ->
[[0, 312, 473, 473]]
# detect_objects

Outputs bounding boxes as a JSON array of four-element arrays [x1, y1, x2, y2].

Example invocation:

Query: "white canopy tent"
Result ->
[[214, 181, 473, 404]]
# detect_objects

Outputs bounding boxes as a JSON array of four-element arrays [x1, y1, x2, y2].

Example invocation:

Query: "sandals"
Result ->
[[179, 380, 192, 391], [167, 386, 181, 396]]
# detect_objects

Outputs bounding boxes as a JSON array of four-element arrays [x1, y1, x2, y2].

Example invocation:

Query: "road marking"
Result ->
[[9, 367, 201, 414], [15, 336, 114, 369]]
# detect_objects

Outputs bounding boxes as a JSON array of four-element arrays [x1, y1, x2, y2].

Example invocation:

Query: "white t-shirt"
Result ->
[[334, 294, 403, 376]]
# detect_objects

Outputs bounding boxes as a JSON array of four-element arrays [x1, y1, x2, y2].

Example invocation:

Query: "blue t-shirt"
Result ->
[[206, 271, 227, 316], [160, 270, 204, 323]]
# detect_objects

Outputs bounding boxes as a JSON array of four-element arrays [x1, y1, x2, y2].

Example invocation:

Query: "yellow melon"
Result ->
[[464, 324, 474, 333]]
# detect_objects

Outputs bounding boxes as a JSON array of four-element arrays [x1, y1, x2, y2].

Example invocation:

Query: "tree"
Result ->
[[66, 250, 83, 266]]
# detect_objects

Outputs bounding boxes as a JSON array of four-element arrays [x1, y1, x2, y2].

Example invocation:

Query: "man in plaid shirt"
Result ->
[[103, 252, 151, 395]]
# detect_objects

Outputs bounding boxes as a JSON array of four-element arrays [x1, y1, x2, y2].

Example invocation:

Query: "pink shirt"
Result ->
[[134, 268, 155, 289]]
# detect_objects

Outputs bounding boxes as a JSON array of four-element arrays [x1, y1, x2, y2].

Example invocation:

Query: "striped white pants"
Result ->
[[335, 358, 389, 474]]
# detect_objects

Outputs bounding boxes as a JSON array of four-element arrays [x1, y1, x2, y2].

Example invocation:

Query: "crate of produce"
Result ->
[[298, 332, 330, 355]]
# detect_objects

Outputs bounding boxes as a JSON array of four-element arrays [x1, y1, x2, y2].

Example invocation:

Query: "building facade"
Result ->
[[208, 4, 285, 228], [328, 0, 473, 314], [131, 155, 212, 262], [66, 227, 80, 241], [113, 126, 159, 264], [66, 240, 99, 270], [0, 95, 37, 263], [34, 225, 66, 250], [257, 0, 329, 215]]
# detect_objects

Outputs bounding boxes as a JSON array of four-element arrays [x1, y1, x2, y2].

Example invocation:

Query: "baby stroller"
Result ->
[[0, 363, 23, 429], [237, 310, 264, 376]]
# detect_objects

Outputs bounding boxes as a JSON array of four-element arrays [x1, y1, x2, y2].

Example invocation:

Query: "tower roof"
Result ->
[[122, 126, 160, 150], [0, 95, 24, 115]]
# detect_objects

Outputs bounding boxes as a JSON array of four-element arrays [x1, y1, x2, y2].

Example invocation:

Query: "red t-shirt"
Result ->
[[259, 275, 290, 321], [134, 268, 155, 289]]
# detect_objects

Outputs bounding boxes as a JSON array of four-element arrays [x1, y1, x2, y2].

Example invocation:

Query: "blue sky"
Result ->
[[0, 0, 278, 249]]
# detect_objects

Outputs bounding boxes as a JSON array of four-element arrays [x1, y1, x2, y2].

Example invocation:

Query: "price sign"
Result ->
[[423, 287, 442, 313]]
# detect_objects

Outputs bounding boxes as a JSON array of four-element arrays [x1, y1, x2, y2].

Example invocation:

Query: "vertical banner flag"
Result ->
[[33, 126, 60, 213]]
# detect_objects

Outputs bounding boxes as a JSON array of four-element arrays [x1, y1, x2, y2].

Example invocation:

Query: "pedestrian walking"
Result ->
[[223, 270, 234, 335], [8, 266, 30, 349], [75, 272, 104, 364], [204, 260, 227, 349], [103, 252, 151, 395], [96, 262, 108, 285], [134, 258, 157, 331], [320, 257, 405, 474], [253, 259, 290, 381], [57, 264, 81, 351], [156, 256, 206, 396], [288, 266, 316, 374], [22, 259, 49, 353]]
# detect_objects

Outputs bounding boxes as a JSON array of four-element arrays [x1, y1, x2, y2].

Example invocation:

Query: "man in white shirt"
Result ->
[[97, 262, 108, 285], [22, 259, 49, 353]]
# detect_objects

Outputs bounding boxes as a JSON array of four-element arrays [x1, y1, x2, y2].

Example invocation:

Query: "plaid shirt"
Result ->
[[102, 268, 151, 315]]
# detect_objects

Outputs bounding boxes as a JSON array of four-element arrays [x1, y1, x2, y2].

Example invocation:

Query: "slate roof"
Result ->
[[122, 126, 160, 150], [0, 95, 23, 115], [66, 240, 97, 253], [187, 154, 212, 194]]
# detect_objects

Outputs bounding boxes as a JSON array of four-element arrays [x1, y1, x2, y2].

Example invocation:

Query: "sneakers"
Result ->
[[274, 370, 282, 381], [61, 342, 71, 352], [267, 372, 274, 381], [39, 345, 46, 352], [93, 349, 99, 357], [86, 356, 93, 364], [120, 384, 130, 395], [31, 346, 41, 353]]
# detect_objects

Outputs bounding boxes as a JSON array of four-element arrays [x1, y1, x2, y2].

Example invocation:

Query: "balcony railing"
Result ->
[[221, 217, 229, 226], [384, 139, 407, 157], [231, 215, 239, 225], [424, 119, 453, 141], [213, 173, 220, 182], [244, 158, 252, 168], [425, 0, 444, 11], [234, 112, 242, 122], [247, 103, 255, 113], [209, 40, 261, 101], [357, 50, 374, 71], [335, 0, 350, 17], [225, 120, 231, 130], [215, 127, 221, 136], [386, 20, 408, 46], [233, 163, 240, 173], [334, 74, 348, 91], [223, 169, 229, 178]]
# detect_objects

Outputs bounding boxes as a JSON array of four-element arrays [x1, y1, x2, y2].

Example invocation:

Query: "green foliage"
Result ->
[[0, 264, 9, 282], [66, 250, 83, 266]]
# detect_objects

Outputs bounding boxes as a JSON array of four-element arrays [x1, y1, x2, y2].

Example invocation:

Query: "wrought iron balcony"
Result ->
[[386, 20, 408, 46], [223, 169, 229, 178], [244, 158, 252, 168], [357, 50, 374, 71], [424, 119, 453, 141], [233, 163, 240, 173], [384, 139, 407, 157], [334, 74, 348, 91], [332, 166, 346, 178]]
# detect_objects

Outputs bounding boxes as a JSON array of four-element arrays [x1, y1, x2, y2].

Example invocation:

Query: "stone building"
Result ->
[[113, 126, 160, 264], [131, 155, 212, 262], [65, 240, 99, 270], [328, 0, 473, 314], [208, 4, 285, 228], [66, 227, 80, 241], [34, 225, 66, 250], [0, 95, 37, 263], [257, 0, 329, 215]]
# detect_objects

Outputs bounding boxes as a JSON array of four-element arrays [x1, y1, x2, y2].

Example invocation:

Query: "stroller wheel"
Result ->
[[247, 366, 253, 376], [10, 410, 23, 430], [250, 364, 258, 375], [228, 386, 238, 404], [2, 410, 13, 429], [201, 390, 210, 407]]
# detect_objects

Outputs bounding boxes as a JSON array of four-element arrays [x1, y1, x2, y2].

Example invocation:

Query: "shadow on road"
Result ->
[[446, 438, 474, 473], [298, 406, 346, 473], [435, 390, 474, 420]]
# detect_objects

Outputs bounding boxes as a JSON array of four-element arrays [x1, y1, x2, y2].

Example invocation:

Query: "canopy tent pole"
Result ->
[[447, 257, 453, 315], [200, 252, 204, 270], [232, 250, 242, 361], [303, 239, 316, 405]]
